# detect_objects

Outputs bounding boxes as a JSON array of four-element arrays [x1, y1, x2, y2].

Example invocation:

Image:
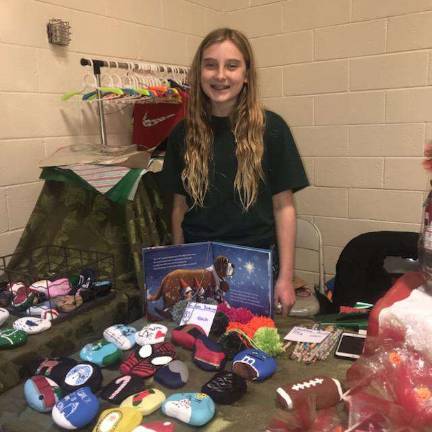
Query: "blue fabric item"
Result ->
[[52, 387, 100, 430], [161, 392, 215, 426], [232, 348, 277, 382]]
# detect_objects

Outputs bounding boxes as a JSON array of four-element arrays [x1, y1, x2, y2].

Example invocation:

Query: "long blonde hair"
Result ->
[[183, 28, 265, 210]]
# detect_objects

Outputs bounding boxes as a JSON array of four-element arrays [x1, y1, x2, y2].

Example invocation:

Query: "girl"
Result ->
[[162, 28, 309, 315]]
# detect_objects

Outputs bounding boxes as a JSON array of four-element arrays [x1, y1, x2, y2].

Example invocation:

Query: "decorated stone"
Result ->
[[13, 317, 52, 334], [52, 387, 100, 430], [132, 421, 175, 432], [30, 279, 50, 294], [0, 308, 9, 326], [135, 324, 168, 346], [120, 388, 166, 415], [80, 339, 122, 367], [0, 328, 28, 348], [161, 392, 216, 427], [24, 376, 62, 412], [103, 324, 137, 350], [26, 301, 59, 320], [155, 360, 188, 389], [232, 348, 277, 382], [61, 362, 103, 394], [93, 407, 142, 432]]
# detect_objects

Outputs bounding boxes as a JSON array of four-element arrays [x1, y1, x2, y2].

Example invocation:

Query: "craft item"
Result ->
[[11, 286, 35, 311], [45, 278, 72, 297], [34, 357, 77, 384], [61, 362, 103, 394], [100, 375, 150, 405], [201, 371, 247, 405], [120, 342, 176, 378], [276, 376, 343, 411], [104, 324, 137, 350], [161, 392, 216, 427], [154, 360, 188, 389], [284, 326, 330, 344], [120, 388, 166, 415], [0, 328, 28, 348], [132, 421, 175, 432], [30, 280, 50, 294], [92, 407, 142, 432], [135, 324, 168, 346], [209, 312, 229, 337], [232, 348, 277, 382], [8, 281, 27, 294], [193, 335, 226, 371], [53, 294, 83, 313], [80, 339, 122, 367], [52, 387, 100, 430], [171, 324, 205, 350], [0, 308, 9, 326], [13, 317, 51, 334], [24, 376, 63, 412]]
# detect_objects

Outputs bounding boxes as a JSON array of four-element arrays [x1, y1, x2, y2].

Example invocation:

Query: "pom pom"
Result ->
[[252, 327, 283, 357], [217, 304, 254, 323]]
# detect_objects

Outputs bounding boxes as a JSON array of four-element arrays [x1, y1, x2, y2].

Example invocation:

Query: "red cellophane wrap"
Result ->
[[344, 337, 432, 431], [265, 397, 344, 432]]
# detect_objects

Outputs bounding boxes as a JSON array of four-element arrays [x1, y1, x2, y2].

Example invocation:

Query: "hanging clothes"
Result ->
[[132, 90, 189, 151]]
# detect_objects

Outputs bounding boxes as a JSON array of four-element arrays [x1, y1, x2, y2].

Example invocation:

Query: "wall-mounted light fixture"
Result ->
[[47, 18, 72, 46]]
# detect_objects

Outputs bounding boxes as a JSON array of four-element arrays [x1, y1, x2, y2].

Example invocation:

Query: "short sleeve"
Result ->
[[265, 111, 309, 195], [161, 121, 187, 195]]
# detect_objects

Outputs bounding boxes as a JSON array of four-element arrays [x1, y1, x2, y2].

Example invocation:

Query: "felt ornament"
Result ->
[[252, 327, 284, 357]]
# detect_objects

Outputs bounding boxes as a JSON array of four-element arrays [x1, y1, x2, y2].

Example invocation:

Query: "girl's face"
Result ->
[[200, 40, 248, 117]]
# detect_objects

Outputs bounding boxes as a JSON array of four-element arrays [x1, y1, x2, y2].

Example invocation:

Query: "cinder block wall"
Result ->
[[0, 0, 224, 256], [1, 0, 430, 286], [220, 0, 431, 284]]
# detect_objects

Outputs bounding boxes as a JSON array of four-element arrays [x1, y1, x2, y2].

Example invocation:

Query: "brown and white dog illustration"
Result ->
[[147, 256, 235, 308]]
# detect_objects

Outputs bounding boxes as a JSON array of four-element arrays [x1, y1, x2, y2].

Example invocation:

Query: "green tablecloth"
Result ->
[[0, 317, 352, 432]]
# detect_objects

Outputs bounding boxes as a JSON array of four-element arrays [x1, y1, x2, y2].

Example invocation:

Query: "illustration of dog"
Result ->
[[147, 256, 235, 308]]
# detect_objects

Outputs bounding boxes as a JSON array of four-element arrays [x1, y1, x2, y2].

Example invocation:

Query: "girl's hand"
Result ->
[[423, 143, 432, 171], [274, 277, 296, 316]]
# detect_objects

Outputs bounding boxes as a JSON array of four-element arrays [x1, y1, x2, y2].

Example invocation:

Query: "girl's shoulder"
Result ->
[[263, 110, 290, 131]]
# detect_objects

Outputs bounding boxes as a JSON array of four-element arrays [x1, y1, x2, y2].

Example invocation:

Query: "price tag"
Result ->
[[283, 326, 330, 344], [179, 302, 217, 336]]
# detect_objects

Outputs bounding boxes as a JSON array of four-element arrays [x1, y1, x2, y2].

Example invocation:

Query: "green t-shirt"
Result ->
[[162, 110, 309, 248]]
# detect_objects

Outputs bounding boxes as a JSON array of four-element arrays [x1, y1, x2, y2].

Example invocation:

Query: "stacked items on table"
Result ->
[[0, 268, 113, 349]]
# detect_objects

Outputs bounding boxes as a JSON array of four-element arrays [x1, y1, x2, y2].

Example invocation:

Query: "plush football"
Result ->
[[276, 375, 343, 411], [24, 376, 63, 412]]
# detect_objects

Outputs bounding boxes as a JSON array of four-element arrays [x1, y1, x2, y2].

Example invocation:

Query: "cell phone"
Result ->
[[334, 332, 366, 360]]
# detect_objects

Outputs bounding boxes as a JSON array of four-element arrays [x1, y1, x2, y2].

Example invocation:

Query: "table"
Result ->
[[0, 317, 352, 432]]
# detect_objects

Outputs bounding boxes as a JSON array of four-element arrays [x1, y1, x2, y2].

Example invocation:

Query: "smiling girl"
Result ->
[[162, 28, 309, 315]]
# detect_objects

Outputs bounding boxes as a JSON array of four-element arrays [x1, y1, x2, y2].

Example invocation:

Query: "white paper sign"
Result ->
[[284, 326, 330, 344], [179, 302, 217, 336]]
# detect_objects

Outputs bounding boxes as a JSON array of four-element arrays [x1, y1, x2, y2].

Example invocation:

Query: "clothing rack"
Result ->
[[80, 57, 189, 152]]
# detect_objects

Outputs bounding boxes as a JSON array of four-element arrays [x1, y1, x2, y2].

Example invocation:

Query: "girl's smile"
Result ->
[[200, 40, 248, 116]]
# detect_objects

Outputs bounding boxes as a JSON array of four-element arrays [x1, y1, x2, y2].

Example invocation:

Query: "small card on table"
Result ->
[[179, 302, 217, 336], [284, 326, 330, 344]]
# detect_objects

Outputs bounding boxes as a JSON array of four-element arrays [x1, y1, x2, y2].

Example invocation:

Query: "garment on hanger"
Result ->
[[132, 90, 189, 151]]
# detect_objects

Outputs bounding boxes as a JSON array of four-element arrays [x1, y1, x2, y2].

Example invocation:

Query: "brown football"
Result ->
[[276, 375, 343, 411]]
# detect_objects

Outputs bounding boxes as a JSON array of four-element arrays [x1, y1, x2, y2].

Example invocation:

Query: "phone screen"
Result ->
[[335, 334, 365, 358]]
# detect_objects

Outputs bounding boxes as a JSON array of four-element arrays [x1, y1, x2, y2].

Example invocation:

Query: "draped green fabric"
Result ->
[[7, 172, 171, 290]]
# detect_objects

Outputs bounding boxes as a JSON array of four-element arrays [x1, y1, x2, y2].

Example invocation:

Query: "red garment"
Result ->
[[132, 91, 188, 151]]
